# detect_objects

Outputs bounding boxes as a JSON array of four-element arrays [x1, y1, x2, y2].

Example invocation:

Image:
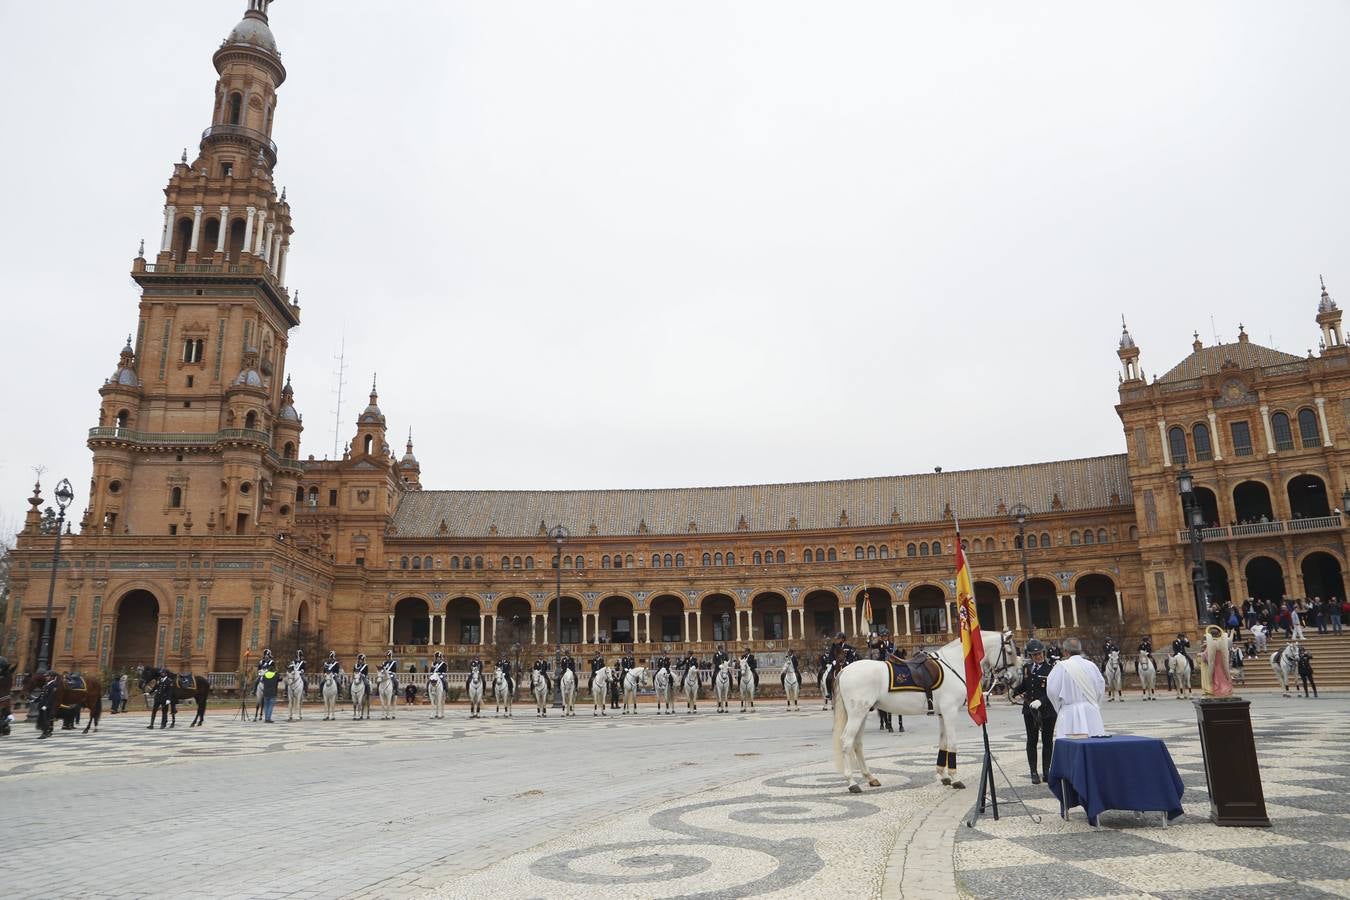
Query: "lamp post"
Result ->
[[1009, 502, 1033, 637], [1178, 467, 1213, 626], [36, 478, 75, 673], [549, 524, 570, 708]]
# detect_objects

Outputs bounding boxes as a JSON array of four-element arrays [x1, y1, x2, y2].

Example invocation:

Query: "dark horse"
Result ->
[[0, 657, 14, 736], [31, 672, 104, 735], [138, 666, 210, 727]]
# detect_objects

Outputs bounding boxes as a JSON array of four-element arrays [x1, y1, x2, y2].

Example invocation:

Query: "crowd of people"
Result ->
[[1214, 595, 1346, 642]]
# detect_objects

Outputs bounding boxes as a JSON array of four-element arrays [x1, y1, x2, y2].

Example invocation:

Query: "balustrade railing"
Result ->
[[1176, 513, 1341, 543]]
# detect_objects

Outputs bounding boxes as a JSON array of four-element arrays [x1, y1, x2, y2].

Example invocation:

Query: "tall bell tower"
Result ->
[[88, 0, 304, 538]]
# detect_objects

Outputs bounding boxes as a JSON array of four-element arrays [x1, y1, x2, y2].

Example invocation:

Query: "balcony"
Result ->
[[201, 124, 277, 168], [1177, 514, 1343, 543], [89, 426, 271, 451]]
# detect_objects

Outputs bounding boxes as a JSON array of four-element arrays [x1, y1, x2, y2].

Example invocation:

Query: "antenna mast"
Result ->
[[330, 333, 349, 459]]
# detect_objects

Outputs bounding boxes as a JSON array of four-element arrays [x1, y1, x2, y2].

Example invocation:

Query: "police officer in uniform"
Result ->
[[497, 654, 515, 696], [558, 651, 576, 693], [652, 653, 672, 684], [1171, 632, 1190, 656], [257, 648, 277, 675], [1012, 638, 1056, 784], [588, 652, 605, 694], [429, 650, 449, 681], [353, 652, 371, 694], [1102, 636, 1119, 663], [711, 644, 730, 674], [740, 647, 758, 691], [291, 649, 306, 678], [1138, 634, 1154, 662], [615, 647, 635, 708], [322, 651, 341, 678], [533, 657, 552, 696], [872, 628, 900, 732], [677, 651, 699, 694], [379, 650, 400, 695], [782, 649, 802, 691]]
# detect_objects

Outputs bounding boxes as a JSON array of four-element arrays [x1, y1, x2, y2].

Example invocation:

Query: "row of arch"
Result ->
[[1185, 473, 1334, 525], [1168, 408, 1322, 464]]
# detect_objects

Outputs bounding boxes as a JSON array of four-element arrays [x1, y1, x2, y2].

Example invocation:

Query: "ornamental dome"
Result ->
[[1319, 276, 1338, 314], [223, 3, 278, 56], [1118, 319, 1136, 350], [108, 335, 140, 387]]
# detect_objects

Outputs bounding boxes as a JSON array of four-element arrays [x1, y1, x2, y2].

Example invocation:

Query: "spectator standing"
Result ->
[[109, 673, 123, 714], [1297, 649, 1318, 699], [118, 673, 129, 712], [1292, 600, 1307, 640], [1314, 597, 1328, 634]]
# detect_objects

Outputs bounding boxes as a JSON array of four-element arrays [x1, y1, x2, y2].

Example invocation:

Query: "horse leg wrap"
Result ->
[[936, 750, 950, 769], [947, 752, 957, 771]]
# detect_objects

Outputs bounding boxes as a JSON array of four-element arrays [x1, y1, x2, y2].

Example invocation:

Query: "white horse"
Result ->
[[320, 672, 339, 720], [622, 667, 647, 714], [427, 671, 447, 719], [531, 670, 549, 717], [653, 666, 674, 714], [738, 660, 757, 712], [1137, 651, 1157, 700], [560, 668, 577, 716], [1168, 651, 1193, 699], [681, 666, 700, 713], [351, 674, 370, 720], [1270, 643, 1299, 696], [591, 667, 612, 716], [833, 629, 1019, 794], [466, 663, 485, 718], [376, 668, 397, 719], [285, 666, 306, 721], [714, 661, 732, 713], [494, 666, 513, 717], [1104, 650, 1124, 702], [782, 660, 800, 710]]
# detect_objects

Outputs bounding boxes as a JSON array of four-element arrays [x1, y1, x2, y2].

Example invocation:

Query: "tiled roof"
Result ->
[[390, 454, 1131, 538], [1157, 341, 1301, 383]]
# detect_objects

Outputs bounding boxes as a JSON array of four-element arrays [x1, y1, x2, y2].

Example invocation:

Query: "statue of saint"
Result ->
[[1201, 624, 1233, 698]]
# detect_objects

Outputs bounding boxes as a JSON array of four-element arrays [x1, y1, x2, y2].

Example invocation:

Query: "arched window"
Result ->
[[726, 552, 735, 566], [451, 556, 460, 570], [462, 556, 471, 569], [753, 551, 763, 565], [1097, 528, 1108, 543], [227, 92, 242, 125], [713, 552, 723, 566], [907, 543, 917, 557], [1168, 426, 1188, 464], [804, 549, 814, 562], [1070, 531, 1081, 545], [562, 555, 572, 568], [170, 486, 182, 508], [879, 545, 888, 559], [1128, 525, 1138, 540], [652, 553, 661, 568], [307, 487, 318, 507], [931, 541, 942, 555], [675, 553, 684, 567], [363, 435, 374, 455], [1298, 408, 1321, 448], [826, 548, 836, 562], [776, 549, 785, 563], [512, 556, 522, 569], [1271, 412, 1294, 451], [1027, 533, 1038, 549], [1193, 423, 1213, 461], [1083, 530, 1095, 545], [867, 546, 876, 559], [501, 556, 510, 569], [400, 557, 409, 569], [1041, 532, 1051, 547], [703, 552, 712, 566], [625, 554, 634, 567], [919, 543, 929, 557], [282, 442, 295, 459], [960, 538, 969, 551], [116, 409, 129, 429], [855, 546, 865, 560], [244, 411, 257, 430], [174, 217, 193, 262], [1014, 534, 1023, 550], [614, 555, 624, 569], [295, 486, 304, 502], [412, 557, 421, 569], [661, 553, 671, 567], [525, 557, 534, 570], [575, 556, 584, 569]]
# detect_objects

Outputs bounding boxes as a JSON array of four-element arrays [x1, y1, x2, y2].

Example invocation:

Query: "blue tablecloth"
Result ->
[[1048, 735, 1185, 826]]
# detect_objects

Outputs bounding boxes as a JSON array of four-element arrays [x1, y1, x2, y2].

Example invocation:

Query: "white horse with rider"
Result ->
[[376, 668, 397, 719], [622, 667, 647, 714], [781, 659, 800, 710], [1270, 643, 1299, 696], [1136, 649, 1157, 700], [466, 662, 485, 718], [681, 664, 701, 713], [1168, 650, 1194, 699], [653, 664, 675, 714], [285, 664, 306, 721], [320, 671, 339, 720], [427, 670, 447, 719], [351, 671, 370, 720], [493, 665, 513, 717], [531, 669, 550, 717], [738, 659, 757, 712], [1104, 650, 1125, 702], [833, 629, 1019, 794], [560, 667, 577, 716], [591, 666, 613, 716], [714, 661, 733, 713]]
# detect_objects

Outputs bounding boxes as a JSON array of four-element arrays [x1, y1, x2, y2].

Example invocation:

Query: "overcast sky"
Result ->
[[1, 1, 1347, 533]]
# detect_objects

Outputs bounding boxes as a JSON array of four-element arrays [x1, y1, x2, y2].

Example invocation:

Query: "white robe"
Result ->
[[1046, 655, 1106, 738]]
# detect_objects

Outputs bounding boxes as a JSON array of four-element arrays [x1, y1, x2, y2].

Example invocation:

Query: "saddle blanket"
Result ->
[[884, 659, 941, 693], [177, 674, 196, 690], [63, 674, 86, 691]]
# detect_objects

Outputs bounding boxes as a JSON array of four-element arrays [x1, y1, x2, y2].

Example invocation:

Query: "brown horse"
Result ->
[[36, 673, 104, 734], [138, 667, 210, 726]]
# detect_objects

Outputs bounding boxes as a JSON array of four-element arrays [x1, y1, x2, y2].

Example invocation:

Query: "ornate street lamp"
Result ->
[[548, 524, 570, 708], [1009, 502, 1033, 637], [36, 478, 75, 673], [1177, 467, 1213, 626]]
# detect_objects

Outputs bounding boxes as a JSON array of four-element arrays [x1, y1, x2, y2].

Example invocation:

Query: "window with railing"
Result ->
[[1298, 408, 1321, 448], [1271, 412, 1295, 451], [1193, 423, 1213, 461], [1230, 421, 1253, 456], [1168, 426, 1189, 464]]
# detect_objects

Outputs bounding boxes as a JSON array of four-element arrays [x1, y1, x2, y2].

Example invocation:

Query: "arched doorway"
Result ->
[[1288, 474, 1331, 520], [1205, 561, 1231, 607], [1233, 481, 1274, 523], [1302, 552, 1346, 602], [495, 597, 532, 646], [700, 593, 736, 643], [752, 592, 788, 641], [598, 596, 634, 646], [446, 597, 481, 646], [393, 597, 430, 645], [908, 585, 947, 637], [1244, 557, 1285, 601], [802, 590, 841, 641], [111, 590, 160, 672], [1186, 487, 1220, 528], [1074, 574, 1117, 627], [855, 586, 892, 636], [974, 581, 1002, 631], [1024, 578, 1058, 629], [296, 600, 310, 636], [649, 594, 685, 644], [545, 596, 583, 646]]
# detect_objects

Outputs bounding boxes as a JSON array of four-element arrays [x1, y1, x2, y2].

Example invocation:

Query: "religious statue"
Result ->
[[1200, 624, 1233, 698]]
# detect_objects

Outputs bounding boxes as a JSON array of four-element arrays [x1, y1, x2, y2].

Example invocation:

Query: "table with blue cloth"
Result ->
[[1048, 735, 1185, 827]]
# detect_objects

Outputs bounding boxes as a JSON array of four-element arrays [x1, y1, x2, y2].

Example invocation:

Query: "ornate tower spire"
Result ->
[[1117, 316, 1141, 383], [1317, 275, 1344, 352]]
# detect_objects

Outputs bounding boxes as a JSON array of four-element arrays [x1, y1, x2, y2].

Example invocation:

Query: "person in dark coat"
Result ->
[[1298, 649, 1318, 698], [259, 667, 280, 723], [1011, 638, 1056, 783]]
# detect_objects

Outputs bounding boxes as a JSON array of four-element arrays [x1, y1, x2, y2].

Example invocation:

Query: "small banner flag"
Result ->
[[861, 589, 874, 630], [955, 535, 987, 726]]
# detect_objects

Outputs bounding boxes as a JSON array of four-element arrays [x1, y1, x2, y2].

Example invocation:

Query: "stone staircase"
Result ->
[[1235, 629, 1350, 690]]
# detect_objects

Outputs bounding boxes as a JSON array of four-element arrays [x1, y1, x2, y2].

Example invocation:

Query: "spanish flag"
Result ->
[[861, 588, 874, 629], [955, 535, 987, 726]]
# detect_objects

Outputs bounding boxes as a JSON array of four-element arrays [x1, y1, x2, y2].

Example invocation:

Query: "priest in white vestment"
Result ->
[[1046, 637, 1106, 738]]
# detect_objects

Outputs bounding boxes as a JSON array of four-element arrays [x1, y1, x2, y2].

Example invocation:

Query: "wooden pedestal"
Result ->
[[1194, 698, 1271, 827]]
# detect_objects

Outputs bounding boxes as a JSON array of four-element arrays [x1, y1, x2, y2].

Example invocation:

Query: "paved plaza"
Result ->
[[3, 691, 1346, 899]]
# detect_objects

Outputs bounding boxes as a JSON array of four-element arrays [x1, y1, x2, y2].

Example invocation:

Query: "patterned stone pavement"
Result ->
[[956, 696, 1350, 900]]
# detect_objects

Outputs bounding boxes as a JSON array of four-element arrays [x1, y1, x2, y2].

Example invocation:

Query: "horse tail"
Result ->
[[831, 670, 847, 773]]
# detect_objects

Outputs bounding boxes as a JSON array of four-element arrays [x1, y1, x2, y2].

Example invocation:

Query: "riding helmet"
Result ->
[[1025, 638, 1045, 654]]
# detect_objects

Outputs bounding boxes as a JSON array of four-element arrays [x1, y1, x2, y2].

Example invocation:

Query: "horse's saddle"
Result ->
[[883, 653, 943, 693], [63, 673, 86, 691], [177, 674, 196, 690]]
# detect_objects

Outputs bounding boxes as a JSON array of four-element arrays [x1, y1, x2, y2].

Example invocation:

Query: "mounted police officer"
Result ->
[[533, 657, 551, 695], [257, 648, 277, 675], [1012, 638, 1056, 784], [1171, 632, 1190, 657], [740, 647, 758, 691], [652, 653, 672, 682], [353, 653, 371, 695], [588, 652, 605, 694], [615, 647, 635, 707], [1102, 636, 1119, 659], [379, 650, 399, 695], [782, 649, 802, 691], [322, 651, 341, 678], [429, 650, 449, 681], [711, 644, 729, 673], [677, 651, 699, 693], [559, 650, 576, 681], [291, 649, 306, 677], [497, 654, 515, 696]]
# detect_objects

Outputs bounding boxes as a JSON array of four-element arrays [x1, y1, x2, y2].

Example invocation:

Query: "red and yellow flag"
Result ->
[[954, 536, 987, 726]]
